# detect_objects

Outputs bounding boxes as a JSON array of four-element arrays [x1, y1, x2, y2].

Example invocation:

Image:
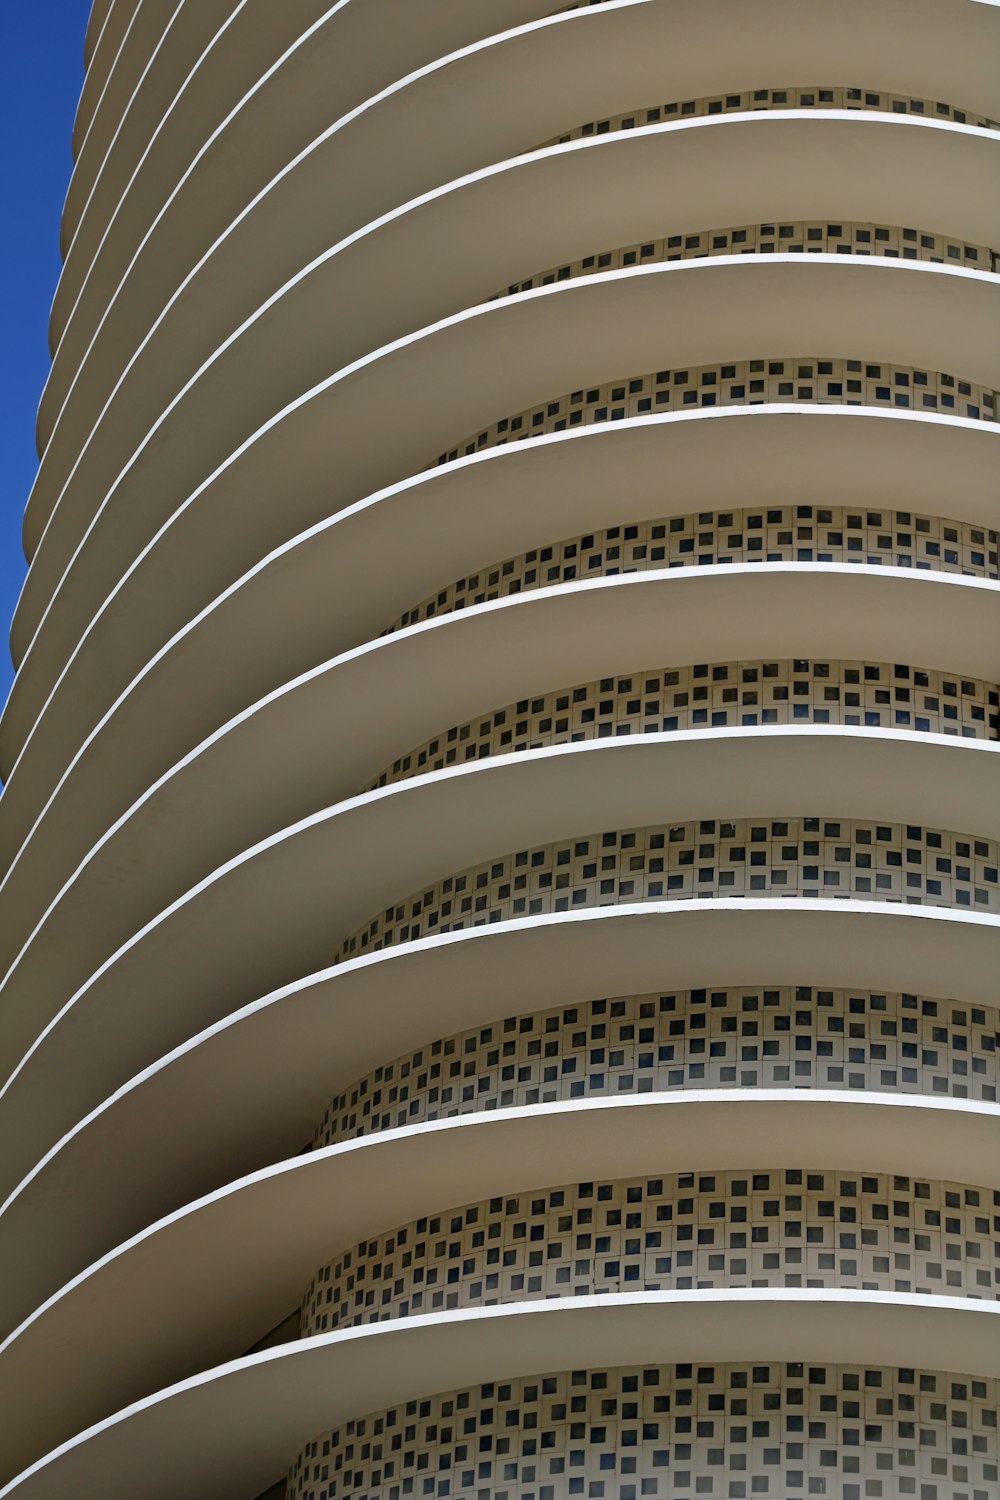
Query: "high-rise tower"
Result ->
[[2, 2, 1000, 1496]]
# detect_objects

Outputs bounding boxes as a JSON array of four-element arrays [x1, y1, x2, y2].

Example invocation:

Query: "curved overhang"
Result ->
[[29, 0, 1000, 546], [53, 0, 557, 395], [71, 0, 152, 192], [2, 561, 999, 943], [63, 0, 331, 273], [22, 2, 1000, 1496], [63, 0, 250, 282], [2, 410, 996, 876], [4, 894, 1000, 1283], [3, 1091, 1000, 1476], [34, 114, 1000, 580], [2, 662, 999, 1033], [3, 1292, 999, 1500], [38, 0, 1000, 485], [80, 0, 122, 81], [11, 255, 1000, 763]]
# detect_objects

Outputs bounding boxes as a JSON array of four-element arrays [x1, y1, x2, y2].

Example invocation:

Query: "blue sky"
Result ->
[[0, 2, 89, 706]]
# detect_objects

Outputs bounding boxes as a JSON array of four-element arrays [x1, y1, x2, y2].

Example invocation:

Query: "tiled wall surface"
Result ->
[[437, 359, 996, 468], [388, 509, 1000, 635], [338, 820, 1000, 962], [540, 85, 1000, 148], [492, 221, 995, 304], [364, 660, 998, 794], [284, 50, 1000, 1500], [288, 1362, 1000, 1499], [311, 988, 1000, 1150], [301, 1169, 1000, 1337]]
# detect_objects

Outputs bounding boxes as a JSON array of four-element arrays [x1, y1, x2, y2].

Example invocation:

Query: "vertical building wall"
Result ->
[[1, 2, 1000, 1497]]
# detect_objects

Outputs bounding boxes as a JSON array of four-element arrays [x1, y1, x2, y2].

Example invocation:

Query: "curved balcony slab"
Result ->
[[3, 1292, 999, 1500], [9, 258, 1000, 793], [52, 0, 554, 427], [4, 1090, 1000, 1477], [2, 408, 996, 899], [4, 892, 1000, 1310], [31, 0, 1000, 551], [72, 0, 162, 186], [2, 556, 999, 954], [65, 0, 337, 262], [2, 675, 999, 1065], [65, 0, 242, 274], [2, 648, 999, 1114], [81, 0, 124, 78], [35, 114, 1000, 604], [25, 3, 1000, 1497]]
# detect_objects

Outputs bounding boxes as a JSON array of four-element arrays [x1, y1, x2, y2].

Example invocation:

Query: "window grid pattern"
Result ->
[[539, 86, 1000, 149], [387, 508, 1000, 635], [364, 660, 998, 794], [310, 987, 1000, 1151], [492, 222, 996, 303], [288, 1362, 1000, 1500], [301, 1169, 1000, 1339], [337, 820, 1000, 962], [436, 359, 996, 467]]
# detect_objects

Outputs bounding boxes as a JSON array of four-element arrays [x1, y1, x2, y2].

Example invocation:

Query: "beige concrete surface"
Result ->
[[3, 1292, 999, 1500]]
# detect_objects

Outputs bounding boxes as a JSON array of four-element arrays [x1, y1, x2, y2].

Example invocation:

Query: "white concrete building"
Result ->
[[1, 2, 1000, 1496]]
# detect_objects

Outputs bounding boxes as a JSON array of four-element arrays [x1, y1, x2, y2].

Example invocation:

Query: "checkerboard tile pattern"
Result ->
[[310, 987, 1000, 1150], [301, 1169, 1000, 1337], [437, 360, 996, 469], [388, 509, 1000, 642], [492, 221, 994, 305], [540, 84, 1000, 148], [288, 1361, 1000, 1499], [338, 820, 1000, 963], [364, 660, 997, 794]]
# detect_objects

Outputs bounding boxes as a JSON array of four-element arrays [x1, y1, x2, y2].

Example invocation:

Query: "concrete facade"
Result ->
[[1, 1, 1000, 1496]]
